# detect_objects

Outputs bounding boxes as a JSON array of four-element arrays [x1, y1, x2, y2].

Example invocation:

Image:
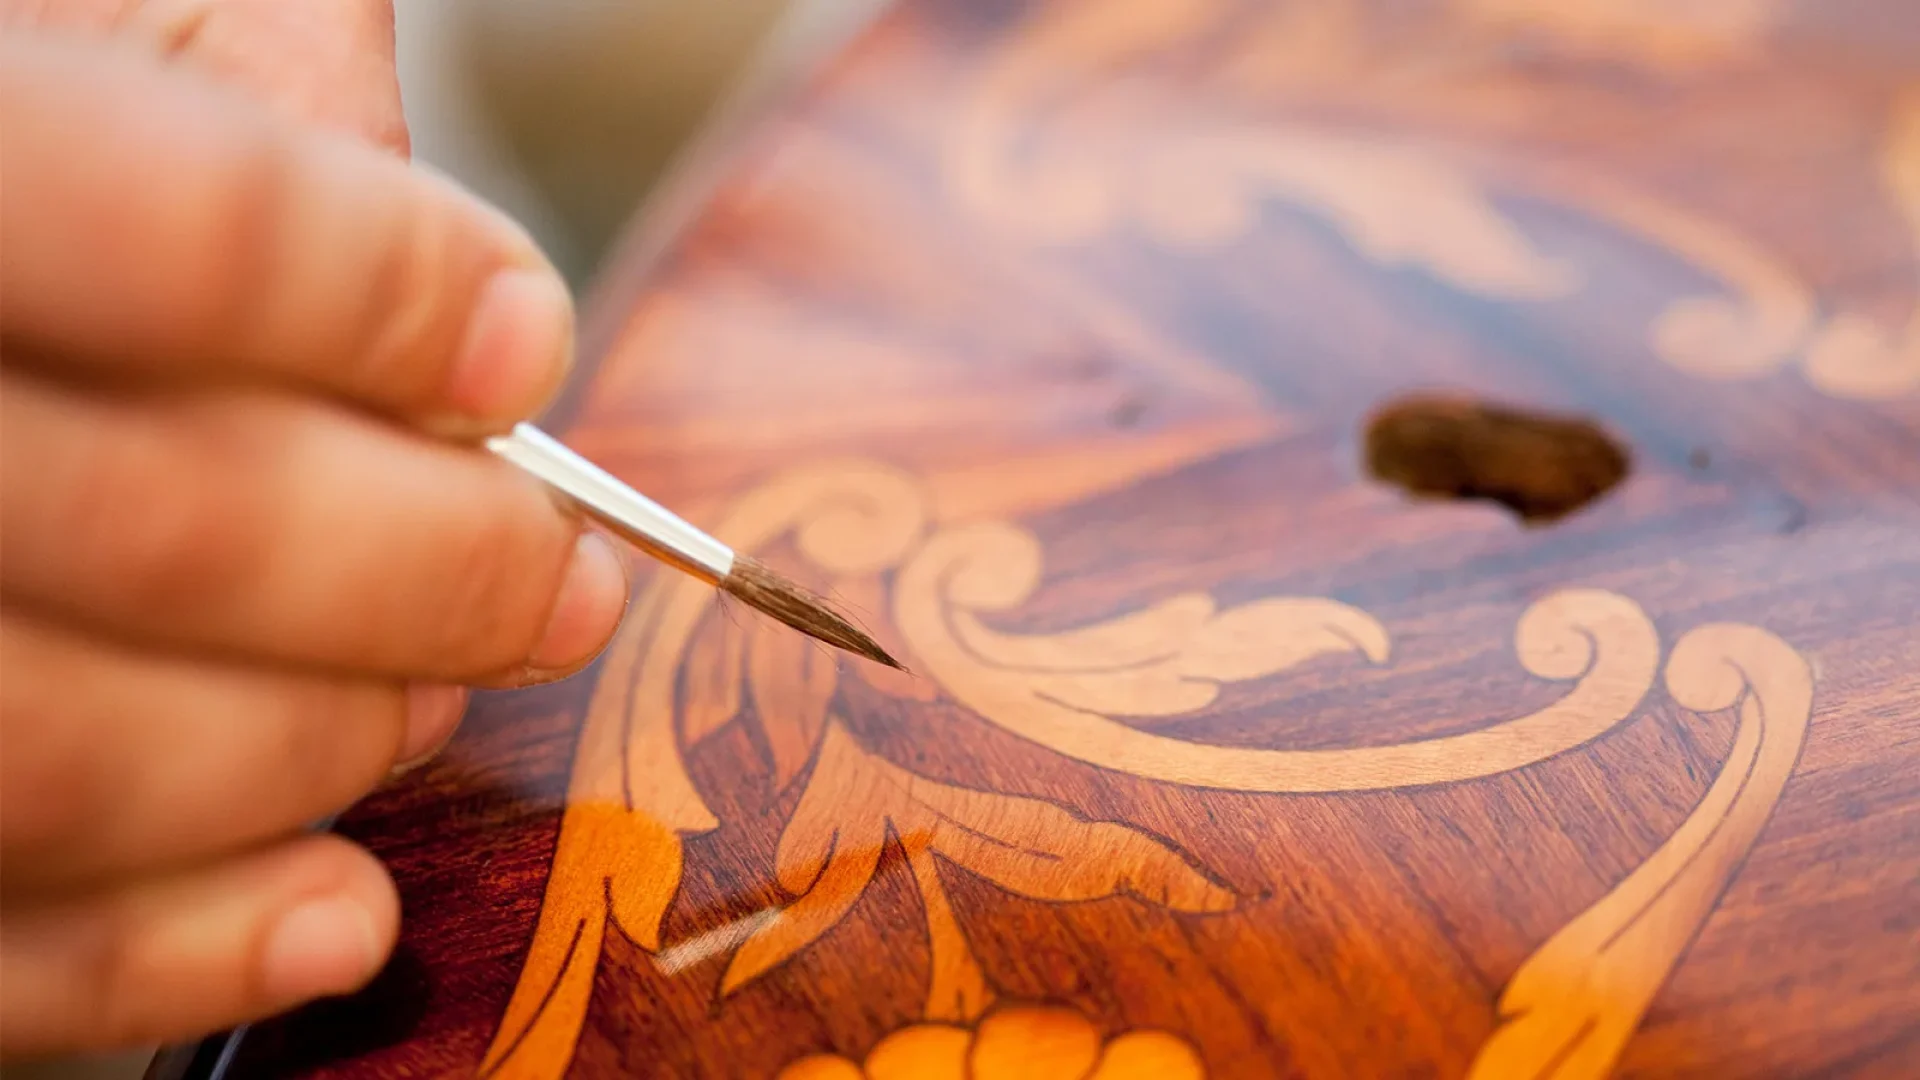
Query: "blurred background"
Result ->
[[397, 0, 880, 287], [2, 1, 876, 1077]]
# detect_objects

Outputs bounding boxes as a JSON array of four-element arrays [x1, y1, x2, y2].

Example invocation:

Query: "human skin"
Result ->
[[0, 0, 630, 1058]]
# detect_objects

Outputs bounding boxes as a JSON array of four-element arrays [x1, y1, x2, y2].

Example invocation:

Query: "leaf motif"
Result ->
[[482, 585, 708, 1080], [480, 802, 680, 1077], [1175, 597, 1390, 681], [959, 595, 1391, 718], [721, 733, 888, 994], [747, 614, 840, 791], [906, 848, 998, 1022], [721, 724, 1235, 999], [681, 607, 748, 746], [960, 33, 1577, 302], [1210, 133, 1579, 299], [898, 766, 1235, 912], [958, 593, 1217, 671], [478, 806, 618, 1079], [720, 829, 883, 996], [1029, 668, 1221, 718], [489, 461, 933, 1080]]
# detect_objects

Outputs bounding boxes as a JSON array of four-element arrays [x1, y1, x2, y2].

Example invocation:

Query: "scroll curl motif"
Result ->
[[1470, 623, 1814, 1079], [1557, 175, 1815, 383], [1800, 87, 1920, 400], [892, 521, 1660, 791]]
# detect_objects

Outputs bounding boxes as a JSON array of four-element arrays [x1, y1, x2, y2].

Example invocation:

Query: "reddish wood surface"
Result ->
[[178, 0, 1919, 1077]]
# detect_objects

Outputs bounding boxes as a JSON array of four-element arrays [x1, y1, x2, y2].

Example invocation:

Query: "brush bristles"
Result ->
[[720, 555, 905, 670]]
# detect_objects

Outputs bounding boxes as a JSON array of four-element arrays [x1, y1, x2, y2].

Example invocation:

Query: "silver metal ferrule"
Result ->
[[485, 423, 735, 583]]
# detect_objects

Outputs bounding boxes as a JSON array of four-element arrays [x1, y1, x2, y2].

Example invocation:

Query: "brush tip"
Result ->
[[720, 555, 907, 670]]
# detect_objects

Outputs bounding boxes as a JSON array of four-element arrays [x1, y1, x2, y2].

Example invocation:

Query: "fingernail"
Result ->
[[530, 531, 628, 670], [394, 683, 468, 774], [260, 895, 383, 1005], [444, 269, 573, 429]]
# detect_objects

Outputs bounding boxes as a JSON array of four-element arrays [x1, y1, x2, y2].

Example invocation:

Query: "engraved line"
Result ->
[[479, 914, 590, 1080]]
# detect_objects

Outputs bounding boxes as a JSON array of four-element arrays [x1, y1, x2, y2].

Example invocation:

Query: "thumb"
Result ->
[[0, 835, 399, 1059]]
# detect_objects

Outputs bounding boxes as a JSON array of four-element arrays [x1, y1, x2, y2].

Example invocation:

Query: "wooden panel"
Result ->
[[189, 0, 1920, 1076]]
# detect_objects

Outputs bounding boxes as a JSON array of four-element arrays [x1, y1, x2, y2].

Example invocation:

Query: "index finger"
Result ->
[[0, 38, 568, 434]]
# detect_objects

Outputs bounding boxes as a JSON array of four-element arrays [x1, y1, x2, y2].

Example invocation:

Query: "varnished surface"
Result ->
[[191, 0, 1919, 1077]]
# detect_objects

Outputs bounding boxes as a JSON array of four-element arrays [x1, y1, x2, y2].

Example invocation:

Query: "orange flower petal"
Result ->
[[866, 1023, 971, 1080], [969, 1006, 1103, 1079], [1087, 1031, 1206, 1080], [776, 1054, 865, 1080]]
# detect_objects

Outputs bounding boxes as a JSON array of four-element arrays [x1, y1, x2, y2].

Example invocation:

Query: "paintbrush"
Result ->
[[485, 423, 902, 670]]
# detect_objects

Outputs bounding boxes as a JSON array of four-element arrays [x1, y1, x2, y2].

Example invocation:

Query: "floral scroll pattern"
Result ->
[[893, 524, 1659, 794], [949, 0, 1918, 402], [481, 459, 1815, 1080], [479, 462, 930, 1078], [479, 4, 1856, 1075], [1469, 624, 1812, 1078]]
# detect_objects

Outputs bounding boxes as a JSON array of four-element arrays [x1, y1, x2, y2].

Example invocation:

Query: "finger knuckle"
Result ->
[[184, 127, 302, 356], [340, 199, 456, 405]]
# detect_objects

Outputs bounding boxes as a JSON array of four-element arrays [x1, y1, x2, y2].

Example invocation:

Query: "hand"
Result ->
[[0, 0, 410, 154], [0, 15, 628, 1060]]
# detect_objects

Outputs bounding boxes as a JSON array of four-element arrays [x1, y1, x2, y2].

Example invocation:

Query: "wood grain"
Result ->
[[176, 0, 1920, 1076]]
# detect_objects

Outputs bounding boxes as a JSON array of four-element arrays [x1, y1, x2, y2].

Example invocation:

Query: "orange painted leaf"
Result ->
[[720, 758, 885, 994]]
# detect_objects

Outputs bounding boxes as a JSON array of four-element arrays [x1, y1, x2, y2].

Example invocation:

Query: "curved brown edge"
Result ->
[[141, 4, 897, 1079]]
